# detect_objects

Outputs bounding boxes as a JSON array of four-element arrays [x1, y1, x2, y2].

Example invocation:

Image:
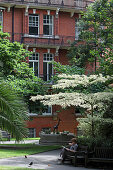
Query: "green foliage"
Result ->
[[77, 115, 113, 137], [77, 136, 113, 149], [33, 73, 113, 141], [6, 75, 47, 96], [52, 61, 84, 75], [68, 42, 92, 67], [68, 0, 113, 75], [51, 61, 85, 87], [0, 34, 30, 76], [0, 32, 47, 96], [0, 79, 28, 141]]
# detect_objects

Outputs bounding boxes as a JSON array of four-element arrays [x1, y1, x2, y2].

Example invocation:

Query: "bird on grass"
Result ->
[[28, 162, 33, 167]]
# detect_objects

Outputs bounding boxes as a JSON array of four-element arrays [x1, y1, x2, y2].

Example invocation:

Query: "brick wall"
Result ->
[[26, 106, 78, 137], [2, 5, 95, 137]]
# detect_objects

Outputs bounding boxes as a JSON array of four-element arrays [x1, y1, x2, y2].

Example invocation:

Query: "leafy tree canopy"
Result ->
[[0, 32, 47, 96], [31, 74, 112, 110], [68, 0, 113, 75], [31, 74, 113, 138]]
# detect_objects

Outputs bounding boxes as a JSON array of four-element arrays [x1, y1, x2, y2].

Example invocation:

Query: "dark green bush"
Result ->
[[77, 136, 113, 150]]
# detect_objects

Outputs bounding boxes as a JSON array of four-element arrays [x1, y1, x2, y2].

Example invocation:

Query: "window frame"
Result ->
[[43, 15, 54, 36], [42, 105, 52, 116], [28, 128, 36, 138], [29, 52, 39, 77], [29, 14, 39, 36], [75, 18, 82, 40], [43, 53, 54, 81]]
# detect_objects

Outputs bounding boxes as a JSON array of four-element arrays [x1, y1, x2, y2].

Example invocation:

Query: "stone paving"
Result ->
[[0, 148, 101, 170], [0, 140, 106, 170]]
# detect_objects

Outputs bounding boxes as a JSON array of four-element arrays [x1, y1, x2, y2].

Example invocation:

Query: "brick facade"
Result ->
[[0, 0, 94, 137]]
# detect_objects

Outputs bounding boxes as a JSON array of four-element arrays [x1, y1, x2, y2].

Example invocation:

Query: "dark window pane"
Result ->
[[49, 63, 52, 80], [43, 25, 49, 35], [49, 25, 52, 35], [29, 27, 38, 35], [43, 62, 47, 81], [28, 99, 41, 113], [29, 62, 33, 68], [34, 62, 38, 76], [29, 16, 32, 23], [43, 54, 46, 60], [43, 15, 46, 20]]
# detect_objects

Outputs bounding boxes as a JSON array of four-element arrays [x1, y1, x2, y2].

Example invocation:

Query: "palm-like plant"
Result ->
[[0, 79, 28, 141]]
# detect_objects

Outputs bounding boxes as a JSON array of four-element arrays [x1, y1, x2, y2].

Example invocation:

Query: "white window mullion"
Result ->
[[29, 15, 39, 35], [29, 53, 39, 77], [75, 18, 82, 40], [33, 62, 34, 73], [51, 16, 53, 35], [47, 62, 49, 81], [43, 53, 53, 81], [43, 15, 53, 36]]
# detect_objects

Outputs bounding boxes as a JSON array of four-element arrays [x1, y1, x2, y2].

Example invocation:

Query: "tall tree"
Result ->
[[68, 0, 113, 74], [0, 32, 47, 96], [31, 74, 113, 138]]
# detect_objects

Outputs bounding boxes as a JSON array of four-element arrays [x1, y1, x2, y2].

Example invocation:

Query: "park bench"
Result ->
[[85, 147, 113, 167], [1, 131, 11, 141], [66, 145, 88, 166]]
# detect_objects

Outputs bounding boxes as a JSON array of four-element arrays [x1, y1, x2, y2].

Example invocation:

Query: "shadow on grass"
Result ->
[[0, 144, 61, 158]]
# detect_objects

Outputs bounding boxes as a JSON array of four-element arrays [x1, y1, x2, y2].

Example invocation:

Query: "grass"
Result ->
[[0, 144, 61, 158], [0, 166, 43, 170], [1, 138, 40, 141]]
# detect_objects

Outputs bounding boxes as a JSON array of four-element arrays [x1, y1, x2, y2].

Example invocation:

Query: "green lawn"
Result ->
[[0, 144, 60, 158], [1, 137, 40, 141], [0, 166, 43, 170]]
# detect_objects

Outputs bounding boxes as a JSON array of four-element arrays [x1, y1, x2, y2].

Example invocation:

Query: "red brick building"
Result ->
[[0, 0, 93, 137]]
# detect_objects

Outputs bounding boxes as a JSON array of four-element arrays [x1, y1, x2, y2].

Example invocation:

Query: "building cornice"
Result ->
[[0, 0, 93, 13]]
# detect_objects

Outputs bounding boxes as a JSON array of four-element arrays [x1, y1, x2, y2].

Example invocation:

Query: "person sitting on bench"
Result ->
[[60, 138, 78, 163]]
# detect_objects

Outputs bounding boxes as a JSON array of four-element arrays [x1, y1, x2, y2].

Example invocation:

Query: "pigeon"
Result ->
[[28, 162, 33, 166], [25, 155, 27, 158]]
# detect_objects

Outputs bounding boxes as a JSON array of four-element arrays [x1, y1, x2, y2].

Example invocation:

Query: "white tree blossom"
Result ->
[[31, 74, 113, 111], [53, 74, 111, 89], [31, 92, 113, 111]]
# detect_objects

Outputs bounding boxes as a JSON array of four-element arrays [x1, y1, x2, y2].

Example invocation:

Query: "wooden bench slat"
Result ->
[[85, 147, 113, 167]]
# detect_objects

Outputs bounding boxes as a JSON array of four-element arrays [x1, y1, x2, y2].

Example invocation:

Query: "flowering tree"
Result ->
[[31, 74, 113, 137]]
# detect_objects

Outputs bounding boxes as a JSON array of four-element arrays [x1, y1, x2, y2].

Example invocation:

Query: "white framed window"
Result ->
[[43, 15, 53, 36], [28, 128, 36, 138], [43, 53, 53, 81], [0, 11, 3, 31], [42, 106, 52, 116], [29, 53, 39, 77], [75, 18, 82, 40], [29, 15, 39, 35], [41, 127, 51, 133]]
